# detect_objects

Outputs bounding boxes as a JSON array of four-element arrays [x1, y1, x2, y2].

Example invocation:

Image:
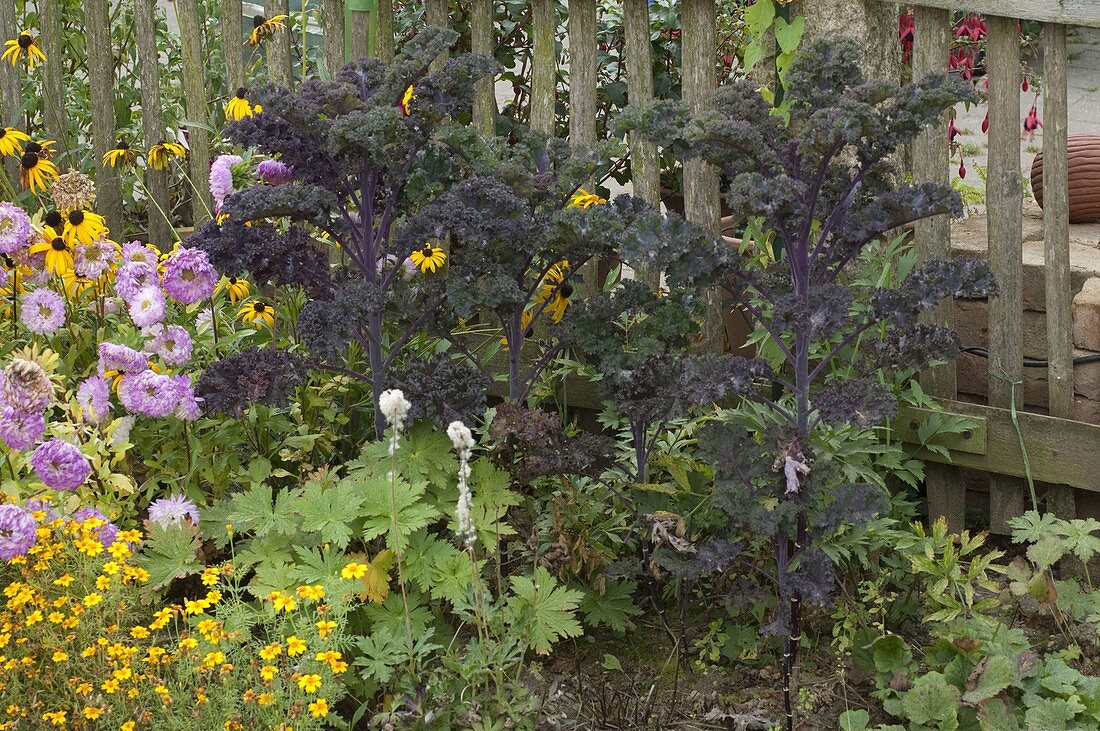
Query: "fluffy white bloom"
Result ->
[[446, 420, 475, 452], [448, 420, 476, 548], [110, 415, 135, 448], [379, 389, 411, 427]]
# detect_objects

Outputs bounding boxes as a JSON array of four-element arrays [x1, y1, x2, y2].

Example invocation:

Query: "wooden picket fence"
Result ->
[[895, 0, 1100, 531]]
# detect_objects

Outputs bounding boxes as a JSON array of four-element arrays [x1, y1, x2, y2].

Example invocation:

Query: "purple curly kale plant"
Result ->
[[621, 38, 995, 730]]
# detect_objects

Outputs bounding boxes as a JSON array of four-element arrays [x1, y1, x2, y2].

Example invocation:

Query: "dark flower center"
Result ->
[[17, 34, 31, 49], [0, 129, 6, 139], [51, 237, 66, 251], [422, 246, 433, 256], [559, 283, 574, 299], [254, 303, 266, 313], [68, 210, 84, 226], [229, 277, 238, 285], [236, 87, 248, 99], [44, 210, 63, 227], [116, 140, 129, 150], [20, 152, 38, 169], [253, 15, 266, 28], [25, 141, 41, 154]]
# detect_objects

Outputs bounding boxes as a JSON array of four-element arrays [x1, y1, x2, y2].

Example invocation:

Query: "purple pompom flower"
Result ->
[[121, 240, 159, 265], [210, 154, 243, 211], [76, 376, 112, 421], [0, 202, 32, 255], [0, 504, 37, 560], [20, 288, 66, 334], [257, 159, 294, 185], [118, 370, 179, 418], [150, 325, 193, 366], [0, 405, 46, 450], [31, 439, 92, 492], [115, 260, 159, 301], [148, 494, 200, 528], [161, 247, 217, 305], [128, 285, 166, 328], [0, 267, 8, 291], [72, 507, 119, 548], [75, 237, 117, 279], [98, 342, 149, 376], [171, 375, 201, 421]]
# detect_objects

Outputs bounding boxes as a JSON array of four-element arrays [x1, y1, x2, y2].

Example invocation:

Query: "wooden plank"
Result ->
[[0, 0, 18, 183], [426, 0, 449, 72], [41, 0, 66, 153], [375, 0, 394, 63], [530, 0, 556, 135], [176, 0, 213, 225], [348, 5, 372, 61], [898, 400, 1100, 492], [471, 0, 495, 136], [623, 0, 661, 288], [85, 0, 125, 235], [569, 0, 600, 299], [221, 0, 245, 92], [681, 0, 724, 353], [135, 0, 173, 246], [322, 0, 346, 77], [911, 6, 965, 528], [985, 15, 1026, 532], [874, 0, 1100, 29], [1042, 23, 1077, 520], [265, 0, 293, 86]]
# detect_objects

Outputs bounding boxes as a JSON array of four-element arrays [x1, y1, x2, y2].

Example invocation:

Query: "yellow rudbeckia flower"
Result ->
[[102, 140, 138, 168], [238, 300, 276, 329], [2, 31, 46, 68], [409, 243, 446, 274], [248, 14, 288, 46], [28, 226, 73, 275], [62, 209, 107, 247], [0, 127, 29, 157], [225, 88, 259, 121], [147, 141, 186, 171], [19, 151, 58, 193]]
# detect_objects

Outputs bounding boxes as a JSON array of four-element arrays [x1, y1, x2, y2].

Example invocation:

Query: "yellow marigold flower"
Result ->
[[101, 678, 119, 694], [286, 635, 306, 657], [122, 722, 136, 731], [183, 599, 207, 616], [102, 140, 138, 168], [95, 575, 111, 591], [2, 31, 46, 68], [341, 562, 367, 580], [295, 584, 324, 601], [147, 141, 186, 171], [261, 664, 278, 680], [25, 610, 42, 625], [297, 673, 322, 693], [113, 667, 132, 682], [308, 698, 329, 718], [267, 590, 296, 613], [51, 650, 67, 662], [567, 188, 607, 209], [107, 540, 131, 559], [124, 566, 149, 584], [205, 590, 222, 604], [102, 561, 120, 575], [178, 637, 198, 651], [76, 682, 92, 695], [330, 659, 348, 673], [81, 646, 96, 658], [409, 243, 446, 274], [41, 710, 66, 726], [248, 14, 288, 46], [48, 611, 64, 624], [316, 619, 337, 638], [83, 593, 103, 608], [238, 300, 276, 329], [259, 642, 282, 661], [200, 568, 221, 587], [83, 707, 104, 720], [257, 692, 274, 706], [117, 529, 141, 543], [129, 625, 150, 639], [225, 88, 258, 121], [0, 127, 28, 157]]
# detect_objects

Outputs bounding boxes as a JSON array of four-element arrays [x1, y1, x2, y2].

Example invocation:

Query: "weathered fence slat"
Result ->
[[912, 5, 964, 528], [1041, 23, 1077, 519], [265, 0, 293, 86], [85, 0, 124, 235], [681, 0, 725, 352], [530, 0, 556, 135], [41, 0, 66, 153], [985, 15, 1026, 533], [221, 0, 245, 92], [0, 0, 18, 183], [471, 0, 495, 136], [426, 0, 448, 71], [322, 0, 346, 77], [176, 0, 213, 226], [568, 0, 596, 148], [375, 0, 394, 63], [875, 0, 1100, 29], [135, 0, 173, 246]]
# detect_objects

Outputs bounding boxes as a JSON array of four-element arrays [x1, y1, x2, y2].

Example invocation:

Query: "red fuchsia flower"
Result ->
[[1024, 105, 1043, 141], [948, 119, 960, 143], [955, 14, 986, 42], [959, 159, 967, 179], [981, 113, 989, 134], [899, 11, 915, 65], [1022, 77, 1029, 92], [950, 47, 975, 80]]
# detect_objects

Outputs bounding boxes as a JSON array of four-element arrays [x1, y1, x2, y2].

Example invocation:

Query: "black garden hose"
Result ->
[[960, 346, 1100, 368]]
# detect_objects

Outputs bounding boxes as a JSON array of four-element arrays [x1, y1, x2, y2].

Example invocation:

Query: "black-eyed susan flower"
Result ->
[[238, 300, 275, 329], [225, 88, 259, 121], [28, 226, 73, 275], [102, 140, 138, 168], [25, 138, 54, 159], [536, 260, 573, 323], [399, 85, 415, 116], [222, 276, 250, 303], [409, 243, 446, 274], [0, 127, 29, 157], [567, 188, 607, 209], [2, 31, 46, 68], [61, 209, 107, 247], [248, 14, 288, 46], [147, 141, 186, 171], [19, 151, 58, 193]]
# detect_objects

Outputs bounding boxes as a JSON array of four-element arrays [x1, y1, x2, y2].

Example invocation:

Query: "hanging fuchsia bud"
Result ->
[[981, 113, 989, 134], [1022, 78, 1029, 92], [1024, 105, 1043, 140], [948, 119, 960, 143], [959, 161, 967, 179]]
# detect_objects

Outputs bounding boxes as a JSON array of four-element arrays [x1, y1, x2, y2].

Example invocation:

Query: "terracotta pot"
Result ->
[[1031, 134, 1100, 223]]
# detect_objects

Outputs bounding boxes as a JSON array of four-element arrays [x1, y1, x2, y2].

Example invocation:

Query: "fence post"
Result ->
[[1041, 23, 1076, 520], [426, 0, 449, 71], [322, 0, 346, 76], [135, 0, 173, 247], [681, 0, 724, 352], [623, 0, 661, 288], [986, 15, 1025, 533], [347, 0, 373, 60], [221, 0, 245, 92], [375, 0, 394, 62], [0, 0, 17, 183], [177, 0, 213, 226], [265, 0, 293, 86], [471, 0, 495, 136], [85, 0, 124, 235], [40, 0, 66, 154], [911, 6, 965, 529], [530, 0, 556, 135]]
